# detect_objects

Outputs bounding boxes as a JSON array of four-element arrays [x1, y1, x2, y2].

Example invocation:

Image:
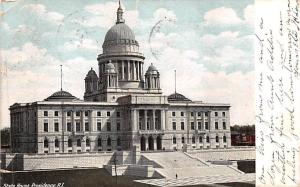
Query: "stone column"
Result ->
[[161, 110, 165, 131], [122, 60, 125, 80], [144, 110, 147, 130], [194, 110, 198, 131], [127, 60, 130, 80], [152, 109, 156, 130], [137, 61, 140, 80], [81, 111, 84, 132], [154, 136, 157, 150], [136, 109, 140, 130], [133, 61, 136, 80], [72, 110, 75, 132], [131, 109, 137, 131]]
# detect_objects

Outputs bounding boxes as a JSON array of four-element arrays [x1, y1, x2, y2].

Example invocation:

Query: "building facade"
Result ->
[[9, 4, 231, 154]]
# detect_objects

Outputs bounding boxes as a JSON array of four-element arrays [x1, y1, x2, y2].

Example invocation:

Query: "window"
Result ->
[[77, 139, 81, 147], [86, 139, 90, 147], [117, 137, 121, 146], [222, 112, 226, 117], [67, 111, 71, 116], [55, 139, 59, 148], [205, 122, 209, 130], [85, 111, 89, 117], [192, 136, 195, 144], [67, 122, 72, 132], [44, 139, 49, 148], [76, 111, 80, 116], [182, 137, 185, 143], [172, 122, 176, 130], [97, 122, 101, 131], [181, 112, 184, 117], [107, 111, 110, 117], [215, 122, 218, 130], [44, 123, 48, 132], [223, 122, 226, 129], [44, 111, 48, 116], [181, 122, 184, 130], [206, 136, 210, 143], [85, 122, 89, 131], [107, 122, 111, 131], [54, 111, 59, 116], [97, 111, 101, 116], [107, 137, 111, 146], [199, 136, 203, 143], [205, 112, 208, 117], [198, 122, 201, 130], [98, 138, 102, 147], [76, 122, 80, 132], [191, 122, 195, 130], [197, 112, 201, 117], [172, 112, 176, 117], [117, 112, 120, 117], [173, 137, 177, 144], [223, 136, 227, 142], [117, 122, 121, 131], [216, 136, 219, 143], [54, 122, 59, 132], [215, 112, 218, 117], [191, 112, 194, 116], [68, 139, 72, 147]]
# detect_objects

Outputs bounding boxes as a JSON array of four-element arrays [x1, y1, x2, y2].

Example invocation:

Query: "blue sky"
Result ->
[[0, 0, 254, 127]]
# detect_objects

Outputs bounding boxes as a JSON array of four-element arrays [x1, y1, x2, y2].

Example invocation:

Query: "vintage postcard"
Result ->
[[0, 0, 297, 186]]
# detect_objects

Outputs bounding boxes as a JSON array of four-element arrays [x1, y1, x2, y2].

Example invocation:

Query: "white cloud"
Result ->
[[81, 2, 139, 28], [153, 8, 177, 22], [244, 4, 254, 27], [25, 4, 64, 24], [62, 38, 98, 52], [203, 7, 242, 25]]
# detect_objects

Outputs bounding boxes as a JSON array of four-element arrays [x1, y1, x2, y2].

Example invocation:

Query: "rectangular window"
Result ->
[[54, 111, 59, 116], [54, 122, 59, 132], [97, 111, 101, 116], [191, 112, 194, 116], [215, 122, 218, 130], [107, 111, 110, 117], [191, 122, 195, 130], [172, 122, 176, 130], [205, 122, 209, 130], [107, 122, 111, 131], [97, 122, 101, 131], [215, 112, 218, 117], [117, 122, 120, 131], [67, 122, 72, 132], [181, 122, 184, 130], [44, 123, 48, 132], [205, 112, 208, 117], [76, 111, 80, 116], [76, 122, 80, 132], [67, 111, 71, 116], [223, 122, 226, 129], [222, 112, 226, 117], [85, 111, 89, 117], [198, 122, 201, 130], [172, 112, 176, 117], [85, 122, 89, 131], [44, 111, 48, 116], [181, 112, 184, 117], [197, 112, 201, 117], [117, 112, 120, 117]]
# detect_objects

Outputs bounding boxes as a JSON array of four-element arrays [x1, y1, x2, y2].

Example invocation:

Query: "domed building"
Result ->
[[9, 3, 231, 154]]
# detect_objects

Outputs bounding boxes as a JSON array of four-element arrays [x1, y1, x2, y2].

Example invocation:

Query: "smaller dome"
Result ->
[[86, 68, 98, 78], [45, 90, 79, 101], [105, 61, 116, 73], [146, 63, 158, 74], [168, 92, 191, 102]]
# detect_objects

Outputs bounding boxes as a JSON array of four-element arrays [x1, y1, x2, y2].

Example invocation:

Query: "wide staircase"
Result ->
[[142, 152, 243, 179]]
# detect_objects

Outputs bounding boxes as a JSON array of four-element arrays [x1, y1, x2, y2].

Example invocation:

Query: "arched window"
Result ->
[[173, 137, 176, 144], [192, 136, 195, 144], [206, 136, 210, 143], [223, 136, 227, 142], [216, 136, 219, 143], [77, 139, 81, 147], [68, 139, 72, 147], [107, 137, 111, 146], [86, 139, 90, 147], [44, 139, 49, 148], [199, 136, 203, 143], [98, 137, 102, 147], [117, 137, 121, 146], [181, 137, 185, 143], [55, 139, 59, 148]]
